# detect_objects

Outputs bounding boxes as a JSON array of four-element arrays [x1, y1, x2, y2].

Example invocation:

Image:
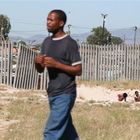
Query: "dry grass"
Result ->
[[74, 103, 140, 140], [1, 90, 140, 140], [1, 82, 140, 140]]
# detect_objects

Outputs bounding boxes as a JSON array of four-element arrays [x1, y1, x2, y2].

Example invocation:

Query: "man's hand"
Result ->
[[43, 56, 82, 76], [43, 57, 58, 68], [35, 54, 45, 64]]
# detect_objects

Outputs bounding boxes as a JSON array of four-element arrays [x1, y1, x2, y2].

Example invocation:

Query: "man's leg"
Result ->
[[43, 93, 77, 140], [61, 115, 80, 140]]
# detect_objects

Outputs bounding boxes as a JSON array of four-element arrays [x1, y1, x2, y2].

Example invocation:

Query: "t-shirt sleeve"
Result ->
[[66, 40, 82, 66], [40, 37, 51, 55], [40, 40, 46, 55]]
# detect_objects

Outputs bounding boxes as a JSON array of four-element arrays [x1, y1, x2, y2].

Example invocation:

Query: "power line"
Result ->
[[71, 25, 92, 30], [12, 21, 44, 26], [11, 20, 140, 32], [11, 30, 46, 33]]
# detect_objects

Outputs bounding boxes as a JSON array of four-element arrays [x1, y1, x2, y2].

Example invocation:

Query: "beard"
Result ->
[[47, 26, 63, 35], [47, 28, 59, 34]]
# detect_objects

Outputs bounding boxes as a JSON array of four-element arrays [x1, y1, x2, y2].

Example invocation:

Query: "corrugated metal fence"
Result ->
[[13, 44, 48, 90], [79, 43, 140, 81], [0, 40, 13, 85], [0, 40, 140, 90]]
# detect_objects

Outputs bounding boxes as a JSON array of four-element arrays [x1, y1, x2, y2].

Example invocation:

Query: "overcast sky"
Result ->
[[0, 0, 140, 37]]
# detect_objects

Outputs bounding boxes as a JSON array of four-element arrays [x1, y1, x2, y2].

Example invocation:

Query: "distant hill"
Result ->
[[9, 34, 46, 46], [110, 28, 140, 44], [9, 28, 140, 45], [71, 33, 91, 42]]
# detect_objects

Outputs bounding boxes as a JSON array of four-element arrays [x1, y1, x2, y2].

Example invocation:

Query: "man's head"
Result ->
[[123, 93, 128, 98], [47, 9, 67, 33], [135, 91, 139, 97]]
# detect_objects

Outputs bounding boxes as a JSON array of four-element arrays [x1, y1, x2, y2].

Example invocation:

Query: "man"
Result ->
[[117, 93, 128, 102], [134, 91, 140, 102], [35, 9, 82, 140]]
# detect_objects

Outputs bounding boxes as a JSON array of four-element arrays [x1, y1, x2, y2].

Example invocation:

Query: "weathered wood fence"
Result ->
[[0, 40, 140, 90]]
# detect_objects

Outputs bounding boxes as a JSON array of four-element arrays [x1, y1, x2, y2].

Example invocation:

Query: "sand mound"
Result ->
[[77, 84, 140, 103]]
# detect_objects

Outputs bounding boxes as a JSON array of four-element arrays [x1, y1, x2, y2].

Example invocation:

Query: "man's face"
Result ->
[[47, 12, 63, 33]]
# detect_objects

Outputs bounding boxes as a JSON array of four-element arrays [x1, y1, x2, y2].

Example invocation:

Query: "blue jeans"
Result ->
[[43, 91, 80, 140]]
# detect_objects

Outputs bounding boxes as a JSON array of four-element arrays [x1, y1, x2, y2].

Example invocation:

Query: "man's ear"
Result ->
[[59, 21, 64, 27]]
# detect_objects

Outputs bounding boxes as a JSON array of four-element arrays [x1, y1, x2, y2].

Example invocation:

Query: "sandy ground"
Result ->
[[76, 84, 140, 103], [0, 84, 140, 103]]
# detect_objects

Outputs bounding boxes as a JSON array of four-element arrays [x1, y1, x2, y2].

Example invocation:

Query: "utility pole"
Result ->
[[134, 26, 137, 47], [123, 34, 126, 44], [67, 11, 72, 35], [67, 24, 72, 35], [101, 14, 108, 45]]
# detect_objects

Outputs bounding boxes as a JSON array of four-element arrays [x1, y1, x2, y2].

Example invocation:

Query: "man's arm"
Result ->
[[43, 57, 82, 76], [56, 62, 82, 76], [34, 55, 45, 73]]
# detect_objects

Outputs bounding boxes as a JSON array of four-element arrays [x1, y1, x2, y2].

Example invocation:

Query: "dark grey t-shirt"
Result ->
[[41, 35, 81, 96]]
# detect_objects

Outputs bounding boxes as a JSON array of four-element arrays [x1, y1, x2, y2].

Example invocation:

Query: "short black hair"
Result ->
[[50, 9, 67, 25], [135, 91, 139, 97], [123, 93, 128, 98]]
